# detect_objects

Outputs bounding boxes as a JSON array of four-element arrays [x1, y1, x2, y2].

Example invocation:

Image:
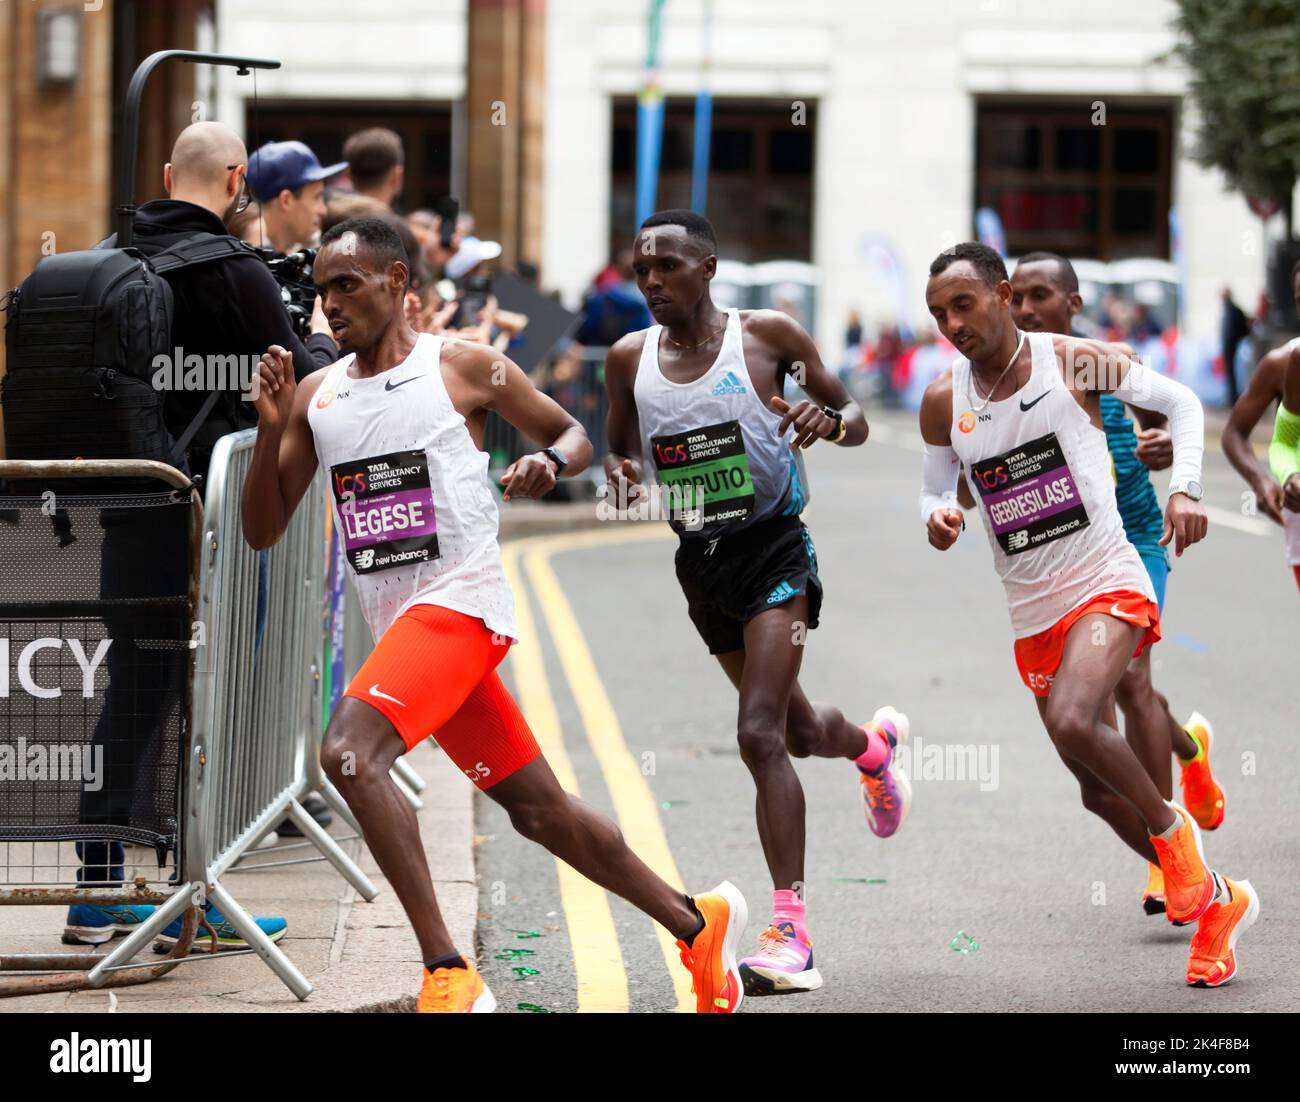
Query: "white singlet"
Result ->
[[632, 308, 805, 539], [947, 330, 1155, 637], [306, 333, 517, 643]]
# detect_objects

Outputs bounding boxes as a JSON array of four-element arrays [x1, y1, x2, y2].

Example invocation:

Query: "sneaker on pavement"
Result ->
[[153, 902, 287, 952], [859, 705, 912, 838], [1179, 712, 1225, 831], [417, 964, 496, 1012], [676, 880, 747, 1013], [1186, 877, 1260, 988], [1150, 800, 1215, 927], [1141, 863, 1166, 916], [738, 920, 823, 996], [63, 904, 156, 946]]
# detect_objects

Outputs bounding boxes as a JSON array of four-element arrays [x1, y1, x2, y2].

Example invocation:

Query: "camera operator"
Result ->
[[101, 122, 338, 488], [65, 122, 336, 952], [246, 140, 344, 256]]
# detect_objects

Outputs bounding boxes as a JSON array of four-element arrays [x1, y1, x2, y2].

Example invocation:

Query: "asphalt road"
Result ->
[[475, 410, 1298, 1013]]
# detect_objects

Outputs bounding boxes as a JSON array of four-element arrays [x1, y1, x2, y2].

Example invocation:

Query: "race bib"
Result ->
[[650, 420, 755, 529], [330, 450, 439, 574], [970, 432, 1090, 555]]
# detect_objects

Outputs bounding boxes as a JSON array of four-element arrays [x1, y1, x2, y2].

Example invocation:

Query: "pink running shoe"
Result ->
[[738, 921, 823, 996], [859, 705, 912, 838]]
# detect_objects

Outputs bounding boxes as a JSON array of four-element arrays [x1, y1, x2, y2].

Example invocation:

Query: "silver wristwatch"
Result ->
[[1169, 479, 1203, 501]]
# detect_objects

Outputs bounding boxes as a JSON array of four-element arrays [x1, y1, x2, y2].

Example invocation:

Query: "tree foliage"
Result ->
[[1172, 0, 1300, 207]]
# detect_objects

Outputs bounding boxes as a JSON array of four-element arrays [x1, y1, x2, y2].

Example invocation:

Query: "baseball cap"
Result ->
[[446, 236, 503, 280], [247, 141, 348, 202]]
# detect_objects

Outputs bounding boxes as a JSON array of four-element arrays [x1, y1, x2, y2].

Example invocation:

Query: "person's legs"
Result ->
[[1038, 701, 1157, 865], [321, 696, 458, 961], [1038, 612, 1219, 926], [727, 596, 811, 890], [1039, 614, 1174, 833], [1114, 649, 1174, 801], [481, 753, 697, 937]]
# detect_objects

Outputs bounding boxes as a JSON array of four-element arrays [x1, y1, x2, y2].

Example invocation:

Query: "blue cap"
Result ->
[[246, 141, 348, 202]]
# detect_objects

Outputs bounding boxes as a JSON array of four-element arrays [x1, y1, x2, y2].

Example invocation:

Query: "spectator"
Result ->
[[228, 200, 270, 247], [1220, 287, 1250, 406], [845, 309, 863, 349], [341, 127, 405, 210], [575, 250, 651, 346], [245, 139, 346, 255], [445, 235, 503, 281], [102, 122, 337, 486]]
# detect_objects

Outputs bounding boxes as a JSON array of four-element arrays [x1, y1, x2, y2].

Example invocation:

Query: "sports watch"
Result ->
[[821, 405, 847, 444], [1169, 480, 1203, 501], [542, 446, 569, 476]]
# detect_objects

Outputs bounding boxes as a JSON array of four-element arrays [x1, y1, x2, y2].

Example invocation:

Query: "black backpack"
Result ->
[[2, 233, 252, 477]]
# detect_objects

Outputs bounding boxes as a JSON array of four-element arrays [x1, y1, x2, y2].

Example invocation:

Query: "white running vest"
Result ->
[[306, 333, 517, 643], [948, 331, 1155, 637], [632, 308, 803, 539]]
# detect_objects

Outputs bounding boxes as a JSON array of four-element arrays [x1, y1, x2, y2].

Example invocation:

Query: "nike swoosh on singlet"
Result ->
[[369, 684, 406, 706], [384, 375, 426, 392], [1019, 391, 1049, 412]]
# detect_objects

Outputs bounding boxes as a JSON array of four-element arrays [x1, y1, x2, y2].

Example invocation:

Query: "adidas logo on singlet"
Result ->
[[711, 371, 748, 396]]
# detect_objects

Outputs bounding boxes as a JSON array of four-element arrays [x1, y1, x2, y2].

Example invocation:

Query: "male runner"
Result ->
[[1224, 260, 1300, 590], [920, 242, 1258, 988], [603, 209, 910, 997], [1270, 336, 1300, 589], [1010, 252, 1226, 916], [241, 217, 748, 1013]]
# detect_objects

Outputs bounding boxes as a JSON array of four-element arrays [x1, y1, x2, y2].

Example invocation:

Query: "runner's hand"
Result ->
[[500, 452, 557, 501], [252, 346, 296, 432], [1161, 493, 1208, 556], [602, 457, 647, 510], [1253, 475, 1286, 525], [927, 508, 963, 550], [1134, 427, 1173, 470], [1284, 473, 1300, 513], [770, 396, 837, 450]]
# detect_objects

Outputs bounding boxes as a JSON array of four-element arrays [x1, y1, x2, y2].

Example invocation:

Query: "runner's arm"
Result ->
[[755, 311, 867, 448], [474, 346, 592, 500], [241, 350, 323, 550], [919, 372, 964, 550], [602, 336, 647, 495], [1225, 348, 1289, 523], [1071, 336, 1207, 555]]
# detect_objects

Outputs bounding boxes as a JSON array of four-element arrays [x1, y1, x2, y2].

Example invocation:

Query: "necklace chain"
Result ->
[[665, 313, 726, 351], [967, 329, 1027, 413]]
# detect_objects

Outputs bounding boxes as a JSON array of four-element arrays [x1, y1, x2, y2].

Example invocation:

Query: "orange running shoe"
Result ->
[[416, 963, 496, 1013], [1179, 712, 1225, 830], [1149, 800, 1215, 926], [676, 880, 747, 1013], [1141, 863, 1166, 916], [1186, 877, 1260, 988]]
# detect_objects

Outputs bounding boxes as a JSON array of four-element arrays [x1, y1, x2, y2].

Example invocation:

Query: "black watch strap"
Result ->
[[543, 446, 568, 475]]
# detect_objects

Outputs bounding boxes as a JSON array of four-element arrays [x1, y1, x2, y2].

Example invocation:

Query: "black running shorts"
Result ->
[[673, 513, 823, 655]]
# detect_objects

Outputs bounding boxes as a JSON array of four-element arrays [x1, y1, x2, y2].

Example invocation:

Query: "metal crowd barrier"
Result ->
[[0, 460, 202, 994], [0, 432, 381, 1001]]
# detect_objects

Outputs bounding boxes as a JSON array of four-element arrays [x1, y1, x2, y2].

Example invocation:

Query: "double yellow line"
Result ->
[[499, 525, 693, 1013]]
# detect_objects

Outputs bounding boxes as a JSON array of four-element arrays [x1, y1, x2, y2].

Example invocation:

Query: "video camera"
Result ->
[[263, 247, 318, 340]]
